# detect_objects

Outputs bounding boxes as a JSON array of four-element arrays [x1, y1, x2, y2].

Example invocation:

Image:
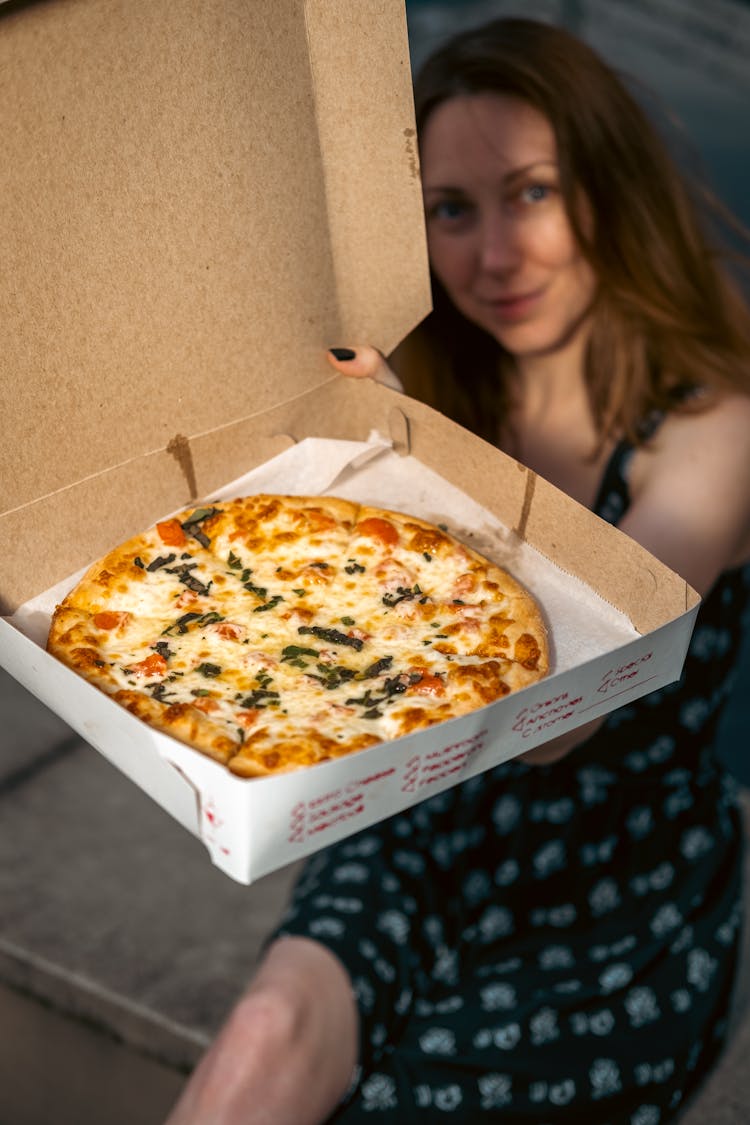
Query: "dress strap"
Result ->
[[592, 407, 669, 522], [592, 439, 633, 522]]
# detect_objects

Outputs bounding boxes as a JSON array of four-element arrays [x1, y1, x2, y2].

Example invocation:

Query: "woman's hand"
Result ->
[[327, 346, 404, 392], [520, 716, 605, 765]]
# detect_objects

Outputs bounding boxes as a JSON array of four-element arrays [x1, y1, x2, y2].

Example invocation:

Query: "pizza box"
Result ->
[[0, 0, 700, 885]]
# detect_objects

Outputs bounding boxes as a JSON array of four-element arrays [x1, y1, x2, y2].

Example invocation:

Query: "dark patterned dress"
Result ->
[[275, 432, 749, 1124]]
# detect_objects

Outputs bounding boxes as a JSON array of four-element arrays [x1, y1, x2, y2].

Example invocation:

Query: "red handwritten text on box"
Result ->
[[512, 692, 583, 739], [597, 652, 653, 694], [287, 767, 396, 843], [401, 732, 487, 792]]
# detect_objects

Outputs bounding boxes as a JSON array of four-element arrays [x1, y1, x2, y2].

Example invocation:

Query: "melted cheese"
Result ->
[[49, 496, 547, 774]]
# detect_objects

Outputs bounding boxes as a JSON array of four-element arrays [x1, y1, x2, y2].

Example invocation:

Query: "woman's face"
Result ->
[[421, 93, 596, 361]]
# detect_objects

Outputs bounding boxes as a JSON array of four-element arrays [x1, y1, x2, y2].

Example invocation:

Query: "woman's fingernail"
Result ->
[[329, 347, 356, 361]]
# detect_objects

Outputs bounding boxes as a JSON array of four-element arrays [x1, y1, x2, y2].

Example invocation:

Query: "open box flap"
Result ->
[[1, 371, 700, 621], [0, 0, 429, 601]]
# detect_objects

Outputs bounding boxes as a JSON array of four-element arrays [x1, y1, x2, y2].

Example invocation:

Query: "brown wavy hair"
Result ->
[[395, 18, 750, 449]]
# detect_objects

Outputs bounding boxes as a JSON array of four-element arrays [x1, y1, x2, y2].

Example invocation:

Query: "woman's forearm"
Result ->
[[164, 936, 359, 1125]]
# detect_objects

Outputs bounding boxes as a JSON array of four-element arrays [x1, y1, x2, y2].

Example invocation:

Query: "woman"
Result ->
[[167, 18, 750, 1124]]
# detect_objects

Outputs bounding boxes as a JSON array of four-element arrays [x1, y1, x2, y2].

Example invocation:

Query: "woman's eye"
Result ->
[[520, 183, 550, 204], [428, 199, 470, 222]]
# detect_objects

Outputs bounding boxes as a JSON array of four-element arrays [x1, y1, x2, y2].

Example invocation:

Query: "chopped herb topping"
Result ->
[[181, 506, 221, 548], [298, 626, 364, 650], [340, 616, 355, 626], [196, 611, 224, 626], [165, 561, 212, 596], [382, 584, 426, 608], [187, 506, 220, 522], [281, 645, 320, 662], [191, 688, 211, 697], [362, 656, 393, 678], [344, 561, 365, 575], [149, 682, 172, 701], [151, 640, 173, 660], [163, 612, 203, 635], [345, 673, 416, 713], [244, 580, 268, 599], [227, 550, 242, 569], [133, 557, 145, 569], [423, 552, 432, 561], [292, 588, 307, 597], [196, 662, 222, 678], [253, 595, 284, 613], [309, 664, 358, 690], [147, 553, 176, 571], [161, 610, 222, 636], [240, 688, 280, 709]]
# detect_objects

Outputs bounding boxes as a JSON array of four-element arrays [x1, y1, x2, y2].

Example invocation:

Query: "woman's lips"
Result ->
[[480, 289, 544, 321]]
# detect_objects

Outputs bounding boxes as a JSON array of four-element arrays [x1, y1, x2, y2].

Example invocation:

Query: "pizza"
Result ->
[[47, 495, 548, 776]]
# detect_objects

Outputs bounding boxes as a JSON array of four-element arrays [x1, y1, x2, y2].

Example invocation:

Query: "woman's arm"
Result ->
[[164, 936, 358, 1125]]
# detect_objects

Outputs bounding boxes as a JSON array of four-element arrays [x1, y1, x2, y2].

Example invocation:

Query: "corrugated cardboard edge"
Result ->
[[303, 0, 430, 354]]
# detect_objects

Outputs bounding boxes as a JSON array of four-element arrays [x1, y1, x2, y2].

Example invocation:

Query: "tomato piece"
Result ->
[[214, 622, 245, 640], [236, 708, 261, 728], [93, 611, 130, 630], [408, 670, 445, 696], [156, 518, 187, 547], [192, 696, 219, 713], [128, 652, 168, 677], [356, 517, 399, 546]]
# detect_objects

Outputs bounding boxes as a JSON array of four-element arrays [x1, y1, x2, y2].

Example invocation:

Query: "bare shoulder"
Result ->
[[624, 392, 750, 592], [632, 392, 750, 483]]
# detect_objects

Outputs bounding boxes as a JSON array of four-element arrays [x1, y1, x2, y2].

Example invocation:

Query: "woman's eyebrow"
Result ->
[[502, 159, 558, 182], [423, 160, 559, 193], [422, 184, 466, 196]]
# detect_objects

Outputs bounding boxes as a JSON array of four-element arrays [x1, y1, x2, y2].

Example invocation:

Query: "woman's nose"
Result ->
[[478, 210, 522, 274]]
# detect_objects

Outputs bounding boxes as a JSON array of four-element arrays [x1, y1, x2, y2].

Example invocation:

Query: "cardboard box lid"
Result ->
[[0, 0, 430, 593]]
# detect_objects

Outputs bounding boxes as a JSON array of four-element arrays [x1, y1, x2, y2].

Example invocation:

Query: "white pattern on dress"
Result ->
[[478, 1072, 512, 1109], [419, 1027, 457, 1055], [359, 1072, 398, 1111], [625, 987, 661, 1027], [590, 1058, 622, 1100]]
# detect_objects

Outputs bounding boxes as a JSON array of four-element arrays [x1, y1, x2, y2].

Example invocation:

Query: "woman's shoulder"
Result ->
[[624, 391, 750, 589], [635, 390, 750, 470]]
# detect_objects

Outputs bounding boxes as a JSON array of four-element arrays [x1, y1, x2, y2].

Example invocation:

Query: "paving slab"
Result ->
[[0, 742, 301, 1071], [0, 666, 78, 781]]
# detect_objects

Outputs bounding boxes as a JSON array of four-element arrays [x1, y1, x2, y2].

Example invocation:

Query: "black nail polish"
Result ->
[[329, 347, 356, 361]]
